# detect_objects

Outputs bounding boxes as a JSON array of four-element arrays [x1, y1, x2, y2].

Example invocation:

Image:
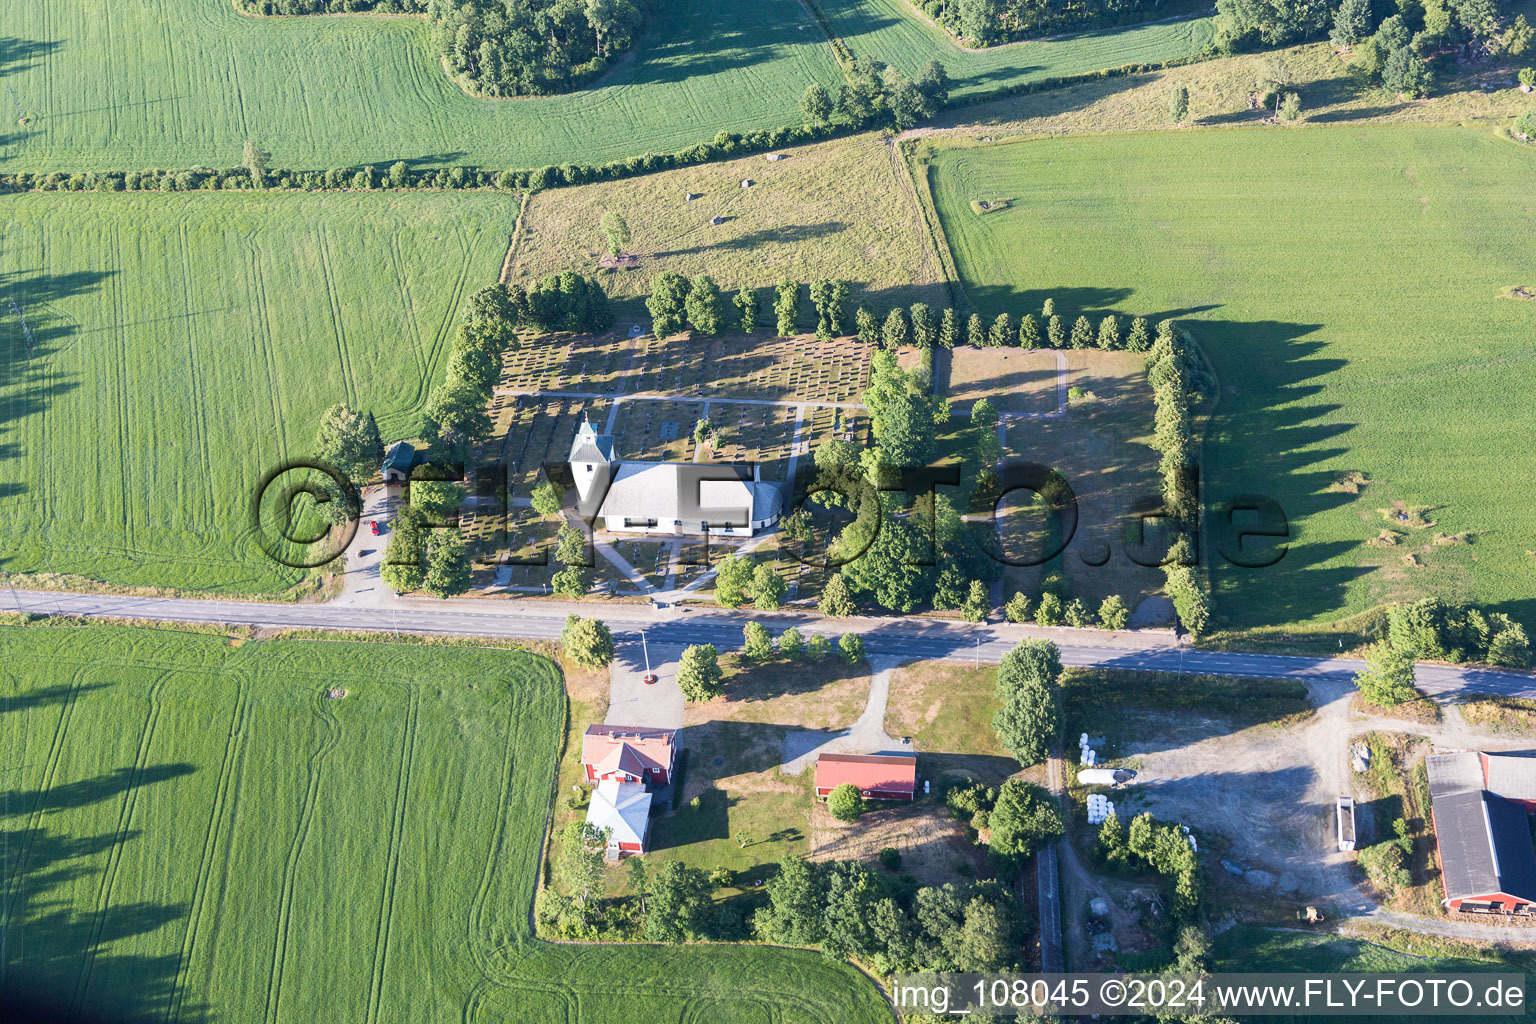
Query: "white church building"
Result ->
[[568, 418, 784, 537]]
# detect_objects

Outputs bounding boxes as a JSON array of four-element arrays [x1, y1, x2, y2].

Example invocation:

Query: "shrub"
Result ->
[[1098, 595, 1130, 631], [806, 632, 831, 661], [1004, 591, 1033, 623], [1035, 592, 1063, 626], [839, 632, 865, 665], [879, 847, 901, 871], [779, 626, 805, 661], [828, 783, 863, 822]]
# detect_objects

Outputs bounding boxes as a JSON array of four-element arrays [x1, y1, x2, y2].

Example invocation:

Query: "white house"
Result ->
[[568, 419, 783, 537]]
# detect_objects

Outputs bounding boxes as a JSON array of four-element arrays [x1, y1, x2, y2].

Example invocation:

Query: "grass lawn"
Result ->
[[922, 124, 1536, 634], [883, 662, 1018, 783], [1213, 926, 1533, 1022], [819, 0, 1214, 101], [509, 134, 949, 323], [2, 0, 843, 173], [0, 190, 514, 594], [0, 622, 891, 1023]]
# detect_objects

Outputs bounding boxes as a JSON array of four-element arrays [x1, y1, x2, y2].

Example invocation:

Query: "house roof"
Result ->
[[586, 780, 651, 846], [1426, 752, 1484, 798], [1433, 789, 1536, 903], [581, 724, 676, 776], [593, 462, 783, 525], [382, 440, 417, 473], [815, 753, 917, 794], [570, 419, 615, 466], [1482, 751, 1536, 802]]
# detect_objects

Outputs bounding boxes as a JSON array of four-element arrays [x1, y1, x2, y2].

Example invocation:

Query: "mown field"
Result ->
[[0, 191, 514, 593], [0, 0, 842, 172], [923, 125, 1536, 633], [0, 623, 892, 1023], [509, 133, 948, 322], [821, 0, 1213, 100]]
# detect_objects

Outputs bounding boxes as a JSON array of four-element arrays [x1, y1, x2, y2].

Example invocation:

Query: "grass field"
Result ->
[[820, 0, 1213, 100], [923, 125, 1536, 633], [0, 0, 842, 173], [0, 190, 514, 593], [509, 134, 949, 320], [0, 623, 892, 1023]]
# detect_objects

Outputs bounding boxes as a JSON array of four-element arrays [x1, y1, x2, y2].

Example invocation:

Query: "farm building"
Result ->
[[381, 440, 417, 483], [586, 779, 652, 859], [814, 753, 917, 802], [1426, 752, 1536, 914], [580, 724, 678, 787], [1480, 751, 1536, 811], [569, 419, 784, 537]]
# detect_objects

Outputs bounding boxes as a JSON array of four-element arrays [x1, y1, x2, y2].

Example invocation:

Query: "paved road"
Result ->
[[3, 589, 1534, 699]]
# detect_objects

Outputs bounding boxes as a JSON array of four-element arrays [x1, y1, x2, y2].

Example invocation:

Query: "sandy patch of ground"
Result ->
[[808, 801, 990, 887]]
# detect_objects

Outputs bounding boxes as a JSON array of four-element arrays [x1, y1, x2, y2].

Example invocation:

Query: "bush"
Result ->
[[1098, 595, 1130, 631], [1035, 592, 1063, 627], [879, 847, 901, 871], [838, 632, 865, 665], [1004, 591, 1033, 623], [828, 783, 863, 822]]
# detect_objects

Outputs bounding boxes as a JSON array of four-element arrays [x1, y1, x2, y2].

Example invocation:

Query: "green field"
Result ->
[[821, 0, 1213, 100], [923, 126, 1536, 632], [0, 623, 892, 1023], [0, 191, 514, 593], [0, 0, 842, 172]]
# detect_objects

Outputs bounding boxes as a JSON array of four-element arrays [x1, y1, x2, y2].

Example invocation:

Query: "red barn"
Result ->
[[1427, 751, 1536, 915], [815, 753, 917, 802], [581, 724, 677, 788]]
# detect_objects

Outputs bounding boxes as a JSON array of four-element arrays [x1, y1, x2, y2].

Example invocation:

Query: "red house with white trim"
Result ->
[[815, 753, 917, 802], [581, 724, 677, 788]]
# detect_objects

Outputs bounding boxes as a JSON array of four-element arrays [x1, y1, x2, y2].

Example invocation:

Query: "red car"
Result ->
[[369, 521, 381, 536]]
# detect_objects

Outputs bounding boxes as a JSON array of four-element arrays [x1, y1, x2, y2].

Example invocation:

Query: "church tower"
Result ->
[[568, 415, 615, 505]]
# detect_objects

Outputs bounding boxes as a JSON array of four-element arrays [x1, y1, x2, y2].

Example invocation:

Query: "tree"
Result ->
[[909, 303, 935, 348], [820, 573, 856, 617], [779, 626, 805, 660], [1041, 297, 1056, 318], [531, 478, 563, 517], [599, 210, 630, 257], [888, 78, 927, 130], [1098, 595, 1130, 631], [806, 632, 831, 660], [1063, 598, 1093, 628], [882, 307, 908, 348], [1045, 315, 1066, 348], [380, 511, 426, 594], [315, 403, 384, 485], [242, 140, 269, 188], [552, 564, 592, 598], [828, 783, 864, 822], [1163, 563, 1210, 637], [562, 613, 615, 668], [684, 274, 725, 336], [1126, 316, 1151, 353], [1488, 623, 1532, 669], [647, 270, 689, 337], [1096, 314, 1121, 350], [1034, 592, 1063, 626], [992, 639, 1062, 766], [1018, 312, 1041, 348], [775, 278, 800, 336], [1069, 315, 1093, 349], [752, 563, 787, 610], [1004, 592, 1033, 623], [839, 632, 865, 665], [1168, 84, 1189, 126], [966, 312, 985, 348], [988, 780, 1065, 861], [938, 307, 959, 349], [743, 621, 775, 660], [914, 60, 951, 109], [855, 305, 881, 346], [555, 821, 607, 912], [644, 861, 713, 943], [801, 81, 832, 124], [988, 313, 1012, 347], [424, 378, 492, 451], [423, 531, 472, 598], [962, 579, 990, 623], [733, 287, 758, 333], [1354, 640, 1418, 707], [1382, 45, 1433, 97], [1331, 0, 1373, 44], [757, 856, 825, 945], [713, 554, 754, 608], [1278, 91, 1302, 121], [676, 643, 723, 702]]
